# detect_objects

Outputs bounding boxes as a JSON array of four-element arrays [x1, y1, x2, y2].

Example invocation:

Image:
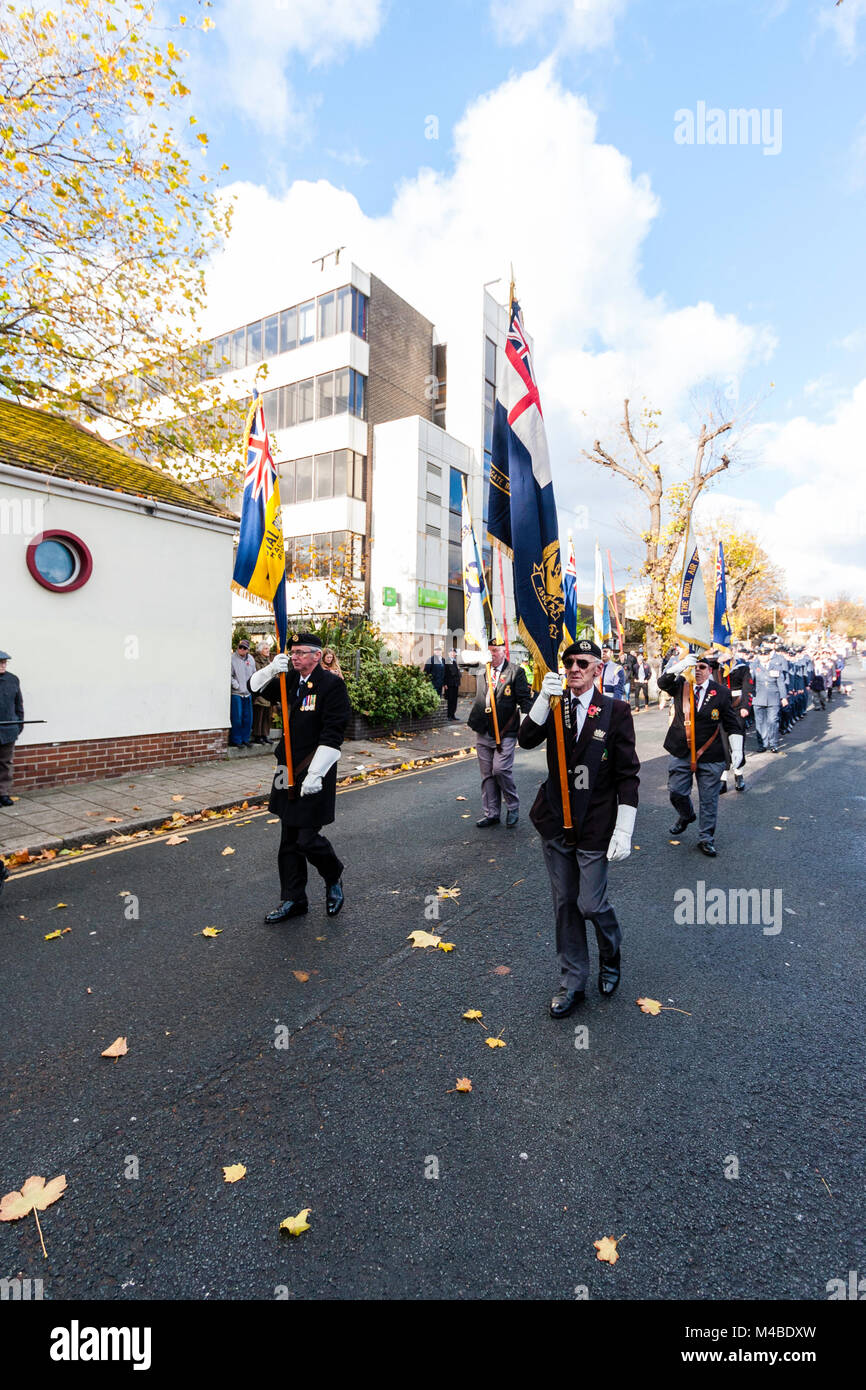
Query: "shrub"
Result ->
[[344, 659, 441, 725]]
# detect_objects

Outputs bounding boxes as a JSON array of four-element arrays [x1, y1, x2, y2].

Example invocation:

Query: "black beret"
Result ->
[[563, 639, 601, 659], [290, 632, 323, 650]]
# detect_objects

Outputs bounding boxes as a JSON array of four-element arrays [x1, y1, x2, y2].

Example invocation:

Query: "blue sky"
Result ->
[[180, 0, 866, 599]]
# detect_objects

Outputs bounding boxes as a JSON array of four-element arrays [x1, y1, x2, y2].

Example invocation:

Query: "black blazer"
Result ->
[[657, 672, 740, 763], [518, 694, 640, 850], [467, 661, 532, 739], [251, 664, 352, 827]]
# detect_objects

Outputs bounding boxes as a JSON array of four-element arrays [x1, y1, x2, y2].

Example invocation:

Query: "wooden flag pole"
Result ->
[[551, 695, 574, 839], [486, 661, 502, 750], [687, 671, 697, 772], [276, 628, 294, 790]]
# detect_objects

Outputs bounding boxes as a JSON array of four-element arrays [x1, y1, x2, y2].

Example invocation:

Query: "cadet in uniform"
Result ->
[[248, 633, 352, 923], [518, 639, 640, 1017], [750, 649, 788, 753], [657, 651, 742, 857]]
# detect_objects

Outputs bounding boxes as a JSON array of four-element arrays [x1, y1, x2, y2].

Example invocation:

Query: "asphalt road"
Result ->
[[2, 674, 864, 1302]]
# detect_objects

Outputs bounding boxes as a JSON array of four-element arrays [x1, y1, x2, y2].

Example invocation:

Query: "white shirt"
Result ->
[[570, 686, 595, 737], [694, 677, 711, 711]]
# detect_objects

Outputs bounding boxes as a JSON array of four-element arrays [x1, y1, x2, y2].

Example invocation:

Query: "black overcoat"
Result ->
[[656, 672, 740, 763], [250, 664, 352, 827]]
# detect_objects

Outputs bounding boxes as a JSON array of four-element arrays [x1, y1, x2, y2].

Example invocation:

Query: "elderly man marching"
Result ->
[[466, 638, 533, 828], [518, 638, 640, 1018], [248, 632, 352, 923]]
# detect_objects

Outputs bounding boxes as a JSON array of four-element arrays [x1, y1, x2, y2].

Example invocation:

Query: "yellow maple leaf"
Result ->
[[0, 1174, 67, 1258], [485, 1036, 506, 1049], [222, 1164, 246, 1184], [201, 927, 222, 938], [280, 1208, 311, 1236], [455, 1078, 472, 1093], [637, 997, 662, 1015], [462, 1010, 483, 1020], [594, 1234, 624, 1264], [101, 1036, 128, 1059], [437, 942, 455, 952], [165, 834, 188, 846], [407, 930, 441, 948]]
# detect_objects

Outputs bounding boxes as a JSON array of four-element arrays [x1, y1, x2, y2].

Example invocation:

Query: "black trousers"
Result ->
[[445, 684, 459, 717], [278, 822, 343, 899]]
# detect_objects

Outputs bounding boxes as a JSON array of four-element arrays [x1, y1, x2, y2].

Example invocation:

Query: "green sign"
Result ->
[[382, 587, 398, 607], [418, 586, 447, 610]]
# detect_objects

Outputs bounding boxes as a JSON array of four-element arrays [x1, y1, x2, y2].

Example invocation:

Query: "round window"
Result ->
[[26, 530, 92, 592]]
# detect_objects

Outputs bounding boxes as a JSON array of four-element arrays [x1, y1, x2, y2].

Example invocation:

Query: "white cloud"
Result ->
[[816, 0, 866, 58], [490, 0, 629, 50], [209, 0, 385, 134]]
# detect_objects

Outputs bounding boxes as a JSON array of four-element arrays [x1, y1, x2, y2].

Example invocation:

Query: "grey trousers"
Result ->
[[0, 740, 14, 796], [668, 756, 725, 841], [754, 703, 780, 750], [475, 733, 518, 818], [541, 837, 621, 991]]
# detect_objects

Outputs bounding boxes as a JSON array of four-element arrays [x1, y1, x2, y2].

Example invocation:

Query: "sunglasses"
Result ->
[[563, 657, 595, 670]]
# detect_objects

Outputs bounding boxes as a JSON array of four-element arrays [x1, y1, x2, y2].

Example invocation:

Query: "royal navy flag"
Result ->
[[231, 390, 288, 652], [674, 519, 713, 650], [488, 296, 563, 672], [713, 540, 733, 652]]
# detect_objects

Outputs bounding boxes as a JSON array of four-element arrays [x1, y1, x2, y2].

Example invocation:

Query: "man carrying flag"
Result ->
[[657, 522, 741, 857], [491, 290, 639, 1016], [234, 394, 351, 923]]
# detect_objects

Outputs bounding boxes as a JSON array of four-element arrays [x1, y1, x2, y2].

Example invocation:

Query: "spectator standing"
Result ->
[[424, 646, 446, 697], [251, 641, 274, 744], [443, 647, 461, 720], [230, 639, 256, 747], [0, 649, 24, 806], [632, 652, 652, 711]]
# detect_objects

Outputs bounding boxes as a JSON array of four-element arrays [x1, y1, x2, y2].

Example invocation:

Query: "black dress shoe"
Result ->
[[598, 950, 621, 997], [264, 899, 308, 923], [506, 808, 519, 828], [549, 987, 585, 1018], [0, 795, 13, 807], [735, 775, 745, 792], [325, 880, 344, 917], [719, 780, 727, 795], [669, 813, 696, 835], [476, 816, 500, 828], [697, 840, 717, 857]]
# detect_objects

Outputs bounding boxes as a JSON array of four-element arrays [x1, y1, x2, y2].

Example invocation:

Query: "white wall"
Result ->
[[1, 476, 235, 745]]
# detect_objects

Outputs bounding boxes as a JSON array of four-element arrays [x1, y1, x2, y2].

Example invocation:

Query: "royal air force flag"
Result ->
[[674, 519, 713, 650], [713, 541, 733, 652], [231, 390, 288, 652], [488, 297, 564, 672]]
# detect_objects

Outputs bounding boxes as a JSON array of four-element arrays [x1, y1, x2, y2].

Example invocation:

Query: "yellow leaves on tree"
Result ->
[[594, 1234, 625, 1265], [101, 1036, 128, 1060], [0, 1174, 67, 1258], [280, 1209, 311, 1237], [222, 1164, 246, 1184]]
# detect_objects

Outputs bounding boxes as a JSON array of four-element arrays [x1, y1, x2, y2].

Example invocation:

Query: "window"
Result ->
[[279, 382, 297, 429], [264, 314, 279, 357], [213, 334, 230, 374], [297, 378, 314, 423], [298, 299, 315, 345], [318, 292, 336, 339], [285, 536, 293, 575], [352, 287, 368, 340], [247, 319, 262, 363], [26, 530, 93, 592], [353, 453, 366, 501], [280, 306, 297, 353], [350, 369, 366, 419], [230, 326, 246, 369], [334, 367, 350, 415], [331, 531, 348, 574], [280, 459, 295, 504], [332, 449, 348, 497], [312, 533, 331, 577], [483, 452, 492, 522], [293, 534, 311, 577], [336, 285, 352, 333], [352, 533, 364, 579], [317, 371, 335, 419], [485, 336, 496, 388], [314, 452, 333, 499], [449, 467, 465, 514], [448, 541, 462, 588], [295, 456, 313, 502], [261, 388, 280, 432]]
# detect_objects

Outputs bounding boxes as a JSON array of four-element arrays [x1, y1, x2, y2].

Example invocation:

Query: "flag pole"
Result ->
[[607, 549, 626, 653], [486, 661, 502, 750], [687, 667, 697, 773]]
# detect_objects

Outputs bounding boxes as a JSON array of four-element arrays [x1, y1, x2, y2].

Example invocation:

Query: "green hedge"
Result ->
[[344, 659, 441, 725]]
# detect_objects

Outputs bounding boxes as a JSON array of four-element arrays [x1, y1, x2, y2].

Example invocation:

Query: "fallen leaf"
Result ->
[[132, 806, 141, 811], [0, 1174, 67, 1257], [594, 1234, 624, 1265], [54, 902, 68, 909], [437, 942, 455, 953], [455, 1078, 472, 1093], [511, 878, 524, 887], [485, 1036, 506, 1048], [462, 1010, 483, 1020], [222, 1164, 246, 1184], [221, 847, 235, 856], [669, 839, 680, 845], [493, 966, 511, 976], [201, 927, 222, 938], [437, 884, 461, 900], [267, 818, 279, 824], [104, 816, 123, 824], [456, 796, 467, 801], [407, 930, 441, 949], [171, 795, 184, 802], [44, 928, 71, 941], [637, 997, 662, 1015], [461, 814, 470, 818], [86, 988, 92, 994], [280, 1208, 311, 1236], [165, 834, 188, 846], [101, 1036, 128, 1059], [292, 970, 310, 982]]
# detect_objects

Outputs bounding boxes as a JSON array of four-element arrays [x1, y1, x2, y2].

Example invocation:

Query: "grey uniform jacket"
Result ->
[[750, 663, 787, 707]]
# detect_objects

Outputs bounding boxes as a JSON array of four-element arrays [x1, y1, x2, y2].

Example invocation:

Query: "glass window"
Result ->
[[213, 334, 230, 373], [318, 292, 336, 339], [280, 306, 297, 353], [334, 367, 350, 415], [247, 319, 262, 363], [317, 371, 335, 419], [332, 531, 348, 574], [312, 533, 331, 577], [352, 287, 368, 340], [448, 510, 461, 544], [336, 285, 351, 333], [483, 452, 492, 521], [353, 453, 366, 501], [484, 405, 494, 455], [230, 326, 245, 369], [352, 533, 364, 580], [297, 378, 314, 423], [261, 388, 279, 432], [315, 452, 333, 499], [448, 541, 462, 588], [33, 537, 79, 586], [285, 536, 294, 577], [298, 299, 315, 345], [449, 467, 465, 513], [264, 314, 279, 357], [279, 382, 296, 429], [332, 449, 349, 496], [485, 336, 496, 386], [350, 369, 366, 419], [295, 457, 313, 502], [293, 534, 311, 576], [279, 459, 295, 504]]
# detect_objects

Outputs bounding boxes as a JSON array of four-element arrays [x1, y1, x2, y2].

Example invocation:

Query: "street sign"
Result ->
[[418, 586, 447, 610]]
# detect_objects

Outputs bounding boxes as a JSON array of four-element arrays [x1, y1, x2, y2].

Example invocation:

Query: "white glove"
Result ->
[[528, 671, 563, 725], [541, 672, 564, 698], [606, 804, 636, 862], [460, 649, 488, 666], [249, 652, 290, 692], [729, 733, 745, 770], [300, 744, 340, 796], [669, 654, 697, 677]]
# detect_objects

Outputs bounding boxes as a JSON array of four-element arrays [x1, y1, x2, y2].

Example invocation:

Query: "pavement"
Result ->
[[0, 700, 477, 859], [1, 676, 863, 1303]]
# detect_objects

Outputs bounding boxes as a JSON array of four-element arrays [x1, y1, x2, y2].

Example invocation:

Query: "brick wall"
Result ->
[[12, 729, 228, 791], [345, 703, 449, 742]]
